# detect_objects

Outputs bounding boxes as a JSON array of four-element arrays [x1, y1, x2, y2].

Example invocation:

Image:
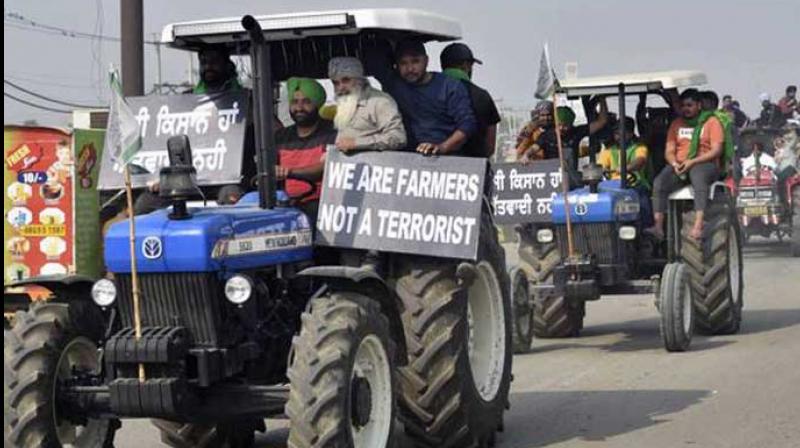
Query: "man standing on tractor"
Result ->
[[778, 85, 798, 120], [648, 88, 729, 240], [516, 100, 553, 162], [368, 38, 478, 156], [758, 93, 787, 128], [327, 57, 407, 153], [134, 45, 253, 213], [533, 102, 609, 186], [598, 116, 654, 226], [191, 45, 243, 94], [440, 42, 502, 158], [535, 104, 609, 160]]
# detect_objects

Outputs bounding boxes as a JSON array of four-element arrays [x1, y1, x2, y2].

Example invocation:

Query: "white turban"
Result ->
[[328, 57, 364, 80]]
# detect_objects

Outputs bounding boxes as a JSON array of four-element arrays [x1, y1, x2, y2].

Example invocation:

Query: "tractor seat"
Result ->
[[667, 181, 730, 201]]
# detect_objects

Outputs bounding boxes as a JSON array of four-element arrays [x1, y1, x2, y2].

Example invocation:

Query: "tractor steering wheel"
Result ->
[[625, 171, 639, 188], [248, 172, 317, 205], [284, 172, 317, 204], [602, 170, 639, 188]]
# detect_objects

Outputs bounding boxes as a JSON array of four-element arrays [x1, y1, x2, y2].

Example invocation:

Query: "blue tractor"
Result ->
[[515, 73, 744, 352], [4, 10, 512, 448]]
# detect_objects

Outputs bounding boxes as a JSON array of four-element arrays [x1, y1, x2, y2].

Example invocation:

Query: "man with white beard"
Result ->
[[328, 57, 407, 152]]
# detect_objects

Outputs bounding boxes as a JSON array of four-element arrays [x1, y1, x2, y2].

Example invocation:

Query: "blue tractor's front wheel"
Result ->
[[659, 262, 694, 352], [530, 243, 585, 338]]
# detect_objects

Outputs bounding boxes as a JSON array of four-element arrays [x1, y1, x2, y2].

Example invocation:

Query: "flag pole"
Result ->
[[123, 156, 145, 383], [551, 93, 576, 259]]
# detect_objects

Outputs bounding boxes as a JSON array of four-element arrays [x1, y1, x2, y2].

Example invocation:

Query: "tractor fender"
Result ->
[[786, 173, 800, 205], [4, 274, 98, 315], [298, 266, 407, 361]]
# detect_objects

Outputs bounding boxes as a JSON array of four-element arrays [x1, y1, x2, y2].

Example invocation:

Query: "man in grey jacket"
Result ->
[[328, 57, 407, 152]]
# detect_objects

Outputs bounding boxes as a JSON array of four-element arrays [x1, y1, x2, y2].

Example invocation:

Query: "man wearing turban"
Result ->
[[327, 57, 406, 152], [275, 77, 336, 219], [533, 101, 609, 186]]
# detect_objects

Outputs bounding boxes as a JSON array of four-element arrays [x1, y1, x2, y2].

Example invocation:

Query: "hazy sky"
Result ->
[[4, 0, 798, 126]]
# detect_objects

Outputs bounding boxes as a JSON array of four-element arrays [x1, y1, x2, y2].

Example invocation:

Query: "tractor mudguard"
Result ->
[[298, 265, 407, 361], [4, 274, 97, 312]]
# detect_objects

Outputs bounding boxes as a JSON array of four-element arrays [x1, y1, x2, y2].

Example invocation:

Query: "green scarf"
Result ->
[[192, 77, 243, 94], [609, 142, 652, 190], [443, 68, 471, 82], [686, 110, 735, 175]]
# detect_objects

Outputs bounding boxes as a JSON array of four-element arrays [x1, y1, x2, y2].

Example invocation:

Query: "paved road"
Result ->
[[115, 238, 800, 448]]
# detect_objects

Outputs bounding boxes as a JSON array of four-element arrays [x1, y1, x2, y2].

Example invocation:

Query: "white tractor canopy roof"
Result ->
[[162, 8, 461, 52], [557, 70, 707, 98]]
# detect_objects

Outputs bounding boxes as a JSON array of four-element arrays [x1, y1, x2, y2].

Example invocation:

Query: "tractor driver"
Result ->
[[273, 77, 337, 223], [598, 116, 654, 227]]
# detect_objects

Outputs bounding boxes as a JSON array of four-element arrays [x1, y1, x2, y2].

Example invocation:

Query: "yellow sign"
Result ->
[[18, 224, 66, 237], [744, 206, 768, 216], [6, 144, 31, 168]]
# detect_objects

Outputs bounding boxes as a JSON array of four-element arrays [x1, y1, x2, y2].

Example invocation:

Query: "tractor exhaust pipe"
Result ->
[[242, 15, 276, 209], [618, 83, 627, 190]]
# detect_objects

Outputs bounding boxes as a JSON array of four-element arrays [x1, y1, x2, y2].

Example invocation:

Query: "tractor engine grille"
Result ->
[[114, 273, 228, 346], [556, 223, 619, 264]]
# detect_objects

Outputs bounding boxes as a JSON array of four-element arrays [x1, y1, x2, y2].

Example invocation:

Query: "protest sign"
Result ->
[[98, 91, 248, 190], [317, 150, 486, 260], [491, 159, 562, 224]]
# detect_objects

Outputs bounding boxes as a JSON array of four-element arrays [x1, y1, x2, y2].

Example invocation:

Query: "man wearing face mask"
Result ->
[[327, 57, 406, 153]]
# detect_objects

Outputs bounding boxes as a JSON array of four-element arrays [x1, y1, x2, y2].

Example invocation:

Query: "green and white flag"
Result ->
[[104, 68, 142, 166], [534, 43, 558, 100]]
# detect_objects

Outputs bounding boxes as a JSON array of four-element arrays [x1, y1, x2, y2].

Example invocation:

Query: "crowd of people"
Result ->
[[513, 83, 798, 240], [133, 40, 501, 226], [132, 41, 797, 245]]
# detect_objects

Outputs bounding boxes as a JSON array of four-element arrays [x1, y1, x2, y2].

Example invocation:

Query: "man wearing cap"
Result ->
[[327, 57, 406, 152], [367, 38, 478, 156], [275, 77, 336, 219], [440, 43, 501, 158]]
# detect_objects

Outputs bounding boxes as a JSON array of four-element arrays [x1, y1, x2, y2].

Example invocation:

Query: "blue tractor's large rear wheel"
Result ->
[[395, 210, 512, 448], [680, 195, 744, 335]]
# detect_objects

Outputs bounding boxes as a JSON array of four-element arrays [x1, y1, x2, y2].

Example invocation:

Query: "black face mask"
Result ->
[[290, 109, 320, 128]]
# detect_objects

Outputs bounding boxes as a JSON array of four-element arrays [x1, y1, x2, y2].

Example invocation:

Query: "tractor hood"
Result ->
[[552, 180, 641, 224], [104, 202, 313, 273]]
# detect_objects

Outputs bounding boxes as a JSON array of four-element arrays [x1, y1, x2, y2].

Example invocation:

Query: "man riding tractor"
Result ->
[[512, 71, 743, 352], [733, 126, 800, 253], [4, 9, 512, 448]]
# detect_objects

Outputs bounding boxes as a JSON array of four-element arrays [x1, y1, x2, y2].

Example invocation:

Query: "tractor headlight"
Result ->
[[91, 279, 117, 307], [614, 199, 640, 216], [537, 228, 554, 243], [224, 275, 253, 305], [619, 226, 637, 241]]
